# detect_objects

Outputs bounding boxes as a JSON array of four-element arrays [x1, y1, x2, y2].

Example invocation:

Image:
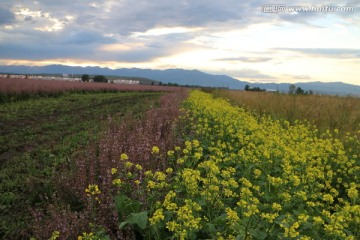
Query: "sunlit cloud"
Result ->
[[134, 26, 204, 37]]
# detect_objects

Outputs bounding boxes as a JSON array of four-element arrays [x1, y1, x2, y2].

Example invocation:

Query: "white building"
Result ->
[[113, 79, 140, 85]]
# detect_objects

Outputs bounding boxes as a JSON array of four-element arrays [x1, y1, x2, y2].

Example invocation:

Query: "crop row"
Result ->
[[29, 90, 188, 239], [0, 77, 180, 103]]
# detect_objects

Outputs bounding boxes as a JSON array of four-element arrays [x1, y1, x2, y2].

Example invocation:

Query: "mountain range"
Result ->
[[1, 64, 359, 96]]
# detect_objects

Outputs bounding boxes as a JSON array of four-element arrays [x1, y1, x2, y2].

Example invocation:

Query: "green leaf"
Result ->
[[119, 221, 128, 230], [249, 229, 267, 240], [119, 211, 148, 230], [204, 223, 216, 233], [114, 194, 141, 216]]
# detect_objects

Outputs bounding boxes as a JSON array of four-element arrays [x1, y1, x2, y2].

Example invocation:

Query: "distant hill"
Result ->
[[1, 64, 359, 96]]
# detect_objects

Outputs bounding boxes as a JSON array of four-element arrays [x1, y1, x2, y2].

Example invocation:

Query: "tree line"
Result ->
[[81, 74, 108, 83], [244, 84, 313, 95]]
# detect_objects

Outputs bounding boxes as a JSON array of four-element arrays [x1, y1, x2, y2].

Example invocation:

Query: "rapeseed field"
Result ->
[[106, 90, 359, 239]]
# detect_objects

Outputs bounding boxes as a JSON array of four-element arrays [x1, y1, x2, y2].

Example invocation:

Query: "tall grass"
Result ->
[[212, 89, 360, 136]]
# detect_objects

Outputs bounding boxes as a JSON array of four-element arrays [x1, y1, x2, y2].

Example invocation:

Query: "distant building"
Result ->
[[113, 79, 140, 85], [265, 89, 278, 93]]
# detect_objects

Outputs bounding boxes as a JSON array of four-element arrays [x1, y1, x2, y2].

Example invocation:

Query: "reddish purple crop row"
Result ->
[[30, 89, 188, 239], [0, 77, 181, 94]]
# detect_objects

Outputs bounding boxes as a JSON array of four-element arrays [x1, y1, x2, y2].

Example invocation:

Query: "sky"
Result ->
[[0, 0, 359, 86]]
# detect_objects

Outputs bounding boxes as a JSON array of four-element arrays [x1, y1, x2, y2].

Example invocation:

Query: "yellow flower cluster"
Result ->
[[120, 153, 128, 161], [77, 232, 97, 240], [112, 178, 122, 186], [151, 146, 160, 155], [172, 91, 358, 238], [115, 90, 359, 239], [149, 208, 165, 225], [49, 231, 60, 240], [85, 184, 101, 197]]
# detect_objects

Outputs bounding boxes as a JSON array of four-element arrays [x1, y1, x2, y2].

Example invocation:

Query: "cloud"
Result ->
[[62, 30, 116, 45], [215, 57, 272, 63], [0, 28, 194, 63], [1, 0, 359, 68], [0, 7, 15, 25], [98, 34, 197, 62], [284, 74, 311, 80], [294, 75, 311, 79], [0, 43, 94, 61], [276, 48, 360, 59], [24, 16, 32, 21], [211, 69, 275, 80], [5, 0, 358, 35]]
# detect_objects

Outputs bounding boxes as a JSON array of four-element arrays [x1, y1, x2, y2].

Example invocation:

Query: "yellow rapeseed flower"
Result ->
[[149, 208, 165, 225], [49, 231, 60, 240], [111, 168, 117, 175], [85, 184, 101, 196], [124, 161, 133, 169], [135, 164, 143, 170], [254, 169, 262, 178], [272, 203, 282, 211], [151, 146, 160, 155], [323, 194, 334, 204], [120, 153, 128, 161], [165, 168, 173, 174], [225, 207, 240, 224], [112, 178, 122, 186], [347, 186, 358, 200]]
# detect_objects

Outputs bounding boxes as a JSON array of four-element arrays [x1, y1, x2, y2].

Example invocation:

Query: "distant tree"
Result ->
[[309, 90, 313, 95], [289, 84, 296, 94], [295, 87, 305, 95], [245, 85, 265, 92], [93, 75, 108, 83], [159, 81, 163, 86], [151, 82, 154, 86], [252, 87, 264, 92], [81, 74, 90, 82]]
